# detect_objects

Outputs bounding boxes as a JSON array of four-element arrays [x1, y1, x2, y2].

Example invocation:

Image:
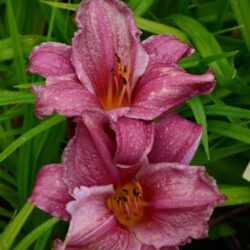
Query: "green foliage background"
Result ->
[[0, 0, 250, 249]]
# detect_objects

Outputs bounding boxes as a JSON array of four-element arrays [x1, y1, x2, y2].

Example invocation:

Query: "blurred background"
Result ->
[[0, 0, 250, 249]]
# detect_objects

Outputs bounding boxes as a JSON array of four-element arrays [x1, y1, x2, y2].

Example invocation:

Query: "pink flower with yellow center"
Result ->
[[29, 0, 215, 121], [29, 111, 225, 250]]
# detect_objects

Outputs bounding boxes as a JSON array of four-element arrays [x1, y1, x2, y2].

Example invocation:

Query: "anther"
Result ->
[[133, 188, 140, 197], [121, 188, 129, 194], [114, 53, 121, 63], [107, 180, 145, 228], [121, 76, 128, 85], [116, 196, 127, 203]]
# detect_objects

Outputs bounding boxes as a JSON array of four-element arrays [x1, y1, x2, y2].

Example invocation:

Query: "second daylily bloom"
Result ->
[[29, 0, 215, 120], [29, 111, 225, 250]]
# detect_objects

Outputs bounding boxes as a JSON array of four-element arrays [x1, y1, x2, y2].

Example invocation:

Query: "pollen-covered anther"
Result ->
[[114, 53, 129, 85], [107, 180, 146, 228]]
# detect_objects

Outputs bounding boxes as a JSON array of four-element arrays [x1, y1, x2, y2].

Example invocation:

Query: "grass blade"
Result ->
[[230, 0, 250, 51], [220, 186, 250, 206], [168, 14, 247, 92], [135, 16, 188, 42], [205, 105, 250, 118], [0, 91, 34, 105], [0, 202, 34, 250], [0, 207, 13, 218], [128, 0, 154, 16], [187, 97, 210, 159], [0, 183, 18, 208], [208, 120, 250, 144], [6, 0, 27, 83], [14, 217, 59, 250], [40, 1, 77, 11], [193, 143, 250, 165], [0, 115, 65, 162]]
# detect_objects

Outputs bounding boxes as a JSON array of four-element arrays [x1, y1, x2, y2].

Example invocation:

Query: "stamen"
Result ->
[[114, 53, 121, 63], [111, 68, 119, 91], [107, 78, 113, 110], [117, 85, 127, 108], [101, 53, 132, 110], [121, 76, 128, 85], [107, 179, 146, 228], [125, 80, 132, 104]]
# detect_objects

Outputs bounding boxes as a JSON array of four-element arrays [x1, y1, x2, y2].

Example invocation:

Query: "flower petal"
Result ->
[[28, 42, 74, 78], [135, 163, 225, 248], [111, 117, 154, 166], [148, 113, 202, 164], [143, 35, 194, 64], [28, 164, 72, 221], [141, 244, 179, 250], [63, 111, 120, 191], [107, 107, 130, 121], [55, 185, 140, 250], [33, 74, 101, 118], [63, 110, 154, 188], [72, 0, 148, 95], [129, 64, 215, 120]]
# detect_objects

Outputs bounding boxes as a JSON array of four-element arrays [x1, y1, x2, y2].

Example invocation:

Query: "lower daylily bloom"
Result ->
[[29, 111, 225, 250], [29, 0, 215, 121]]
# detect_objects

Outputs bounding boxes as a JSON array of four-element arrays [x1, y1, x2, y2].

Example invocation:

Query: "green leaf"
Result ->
[[128, 0, 154, 16], [209, 224, 236, 240], [0, 207, 13, 218], [0, 115, 65, 162], [208, 94, 240, 124], [230, 0, 250, 51], [195, 1, 223, 23], [187, 97, 210, 159], [6, 0, 27, 83], [213, 25, 243, 36], [0, 183, 18, 208], [208, 120, 250, 144], [0, 109, 23, 122], [178, 53, 200, 69], [0, 202, 34, 250], [202, 50, 239, 65], [0, 91, 34, 105], [34, 228, 53, 250], [17, 106, 34, 206], [168, 14, 247, 92], [220, 186, 250, 206], [0, 168, 16, 186], [0, 129, 21, 138], [40, 1, 76, 43], [193, 143, 250, 165], [14, 217, 59, 250], [205, 105, 250, 118], [46, 0, 58, 41], [135, 16, 188, 42], [14, 82, 44, 89], [40, 1, 77, 11], [0, 35, 47, 62]]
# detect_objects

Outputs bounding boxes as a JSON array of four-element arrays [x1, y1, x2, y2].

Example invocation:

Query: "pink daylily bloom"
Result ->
[[28, 0, 215, 120], [29, 111, 225, 250]]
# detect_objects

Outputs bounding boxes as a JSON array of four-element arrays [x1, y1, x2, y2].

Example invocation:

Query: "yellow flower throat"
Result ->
[[107, 179, 146, 228]]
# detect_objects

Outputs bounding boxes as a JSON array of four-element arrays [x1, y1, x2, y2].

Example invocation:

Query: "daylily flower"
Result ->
[[28, 0, 215, 121], [29, 111, 225, 250]]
